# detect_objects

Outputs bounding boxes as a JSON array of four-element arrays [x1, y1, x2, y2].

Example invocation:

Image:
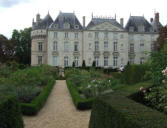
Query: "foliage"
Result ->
[[122, 64, 149, 84], [11, 27, 32, 65], [82, 60, 86, 68], [0, 94, 24, 128], [92, 60, 96, 67], [20, 78, 55, 115], [89, 92, 167, 128]]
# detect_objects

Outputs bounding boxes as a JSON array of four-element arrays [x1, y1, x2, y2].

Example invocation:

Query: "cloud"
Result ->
[[0, 0, 31, 8]]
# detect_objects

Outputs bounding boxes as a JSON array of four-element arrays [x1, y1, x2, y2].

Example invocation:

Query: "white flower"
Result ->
[[140, 86, 144, 91], [162, 80, 166, 83]]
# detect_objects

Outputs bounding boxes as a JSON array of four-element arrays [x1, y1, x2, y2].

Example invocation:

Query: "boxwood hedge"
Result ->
[[0, 94, 24, 128], [20, 78, 55, 115], [66, 78, 95, 110], [89, 91, 167, 128]]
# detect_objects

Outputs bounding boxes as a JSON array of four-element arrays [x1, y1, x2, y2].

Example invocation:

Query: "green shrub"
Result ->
[[89, 91, 167, 128], [20, 78, 55, 115], [16, 86, 41, 103], [0, 94, 24, 128], [66, 78, 95, 110], [122, 64, 149, 84]]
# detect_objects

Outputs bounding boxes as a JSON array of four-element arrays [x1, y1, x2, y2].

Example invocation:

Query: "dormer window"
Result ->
[[74, 25, 79, 29], [63, 23, 70, 29], [129, 26, 134, 32], [138, 25, 144, 32], [54, 24, 58, 28]]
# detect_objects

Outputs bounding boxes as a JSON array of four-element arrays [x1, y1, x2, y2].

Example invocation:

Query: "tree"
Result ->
[[92, 60, 96, 67], [11, 27, 32, 65], [0, 34, 17, 62], [82, 60, 86, 68]]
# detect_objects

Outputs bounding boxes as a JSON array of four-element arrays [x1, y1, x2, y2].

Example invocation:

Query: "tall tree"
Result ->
[[11, 27, 32, 65], [0, 34, 17, 62]]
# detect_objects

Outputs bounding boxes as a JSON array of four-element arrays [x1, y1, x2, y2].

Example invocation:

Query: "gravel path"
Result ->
[[23, 80, 91, 128]]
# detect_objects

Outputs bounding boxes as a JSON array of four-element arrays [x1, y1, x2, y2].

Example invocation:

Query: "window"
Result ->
[[95, 32, 99, 39], [140, 44, 144, 52], [95, 41, 99, 51], [54, 32, 57, 38], [151, 43, 154, 51], [38, 56, 42, 65], [140, 57, 144, 64], [53, 56, 58, 66], [89, 43, 91, 50], [74, 56, 79, 67], [74, 42, 78, 51], [74, 33, 78, 39], [104, 57, 108, 67], [64, 56, 68, 67], [65, 32, 68, 38], [129, 27, 134, 32], [139, 35, 144, 41], [138, 25, 144, 32], [38, 42, 42, 52], [53, 41, 58, 51], [113, 57, 118, 66], [74, 25, 79, 29], [95, 56, 99, 67], [104, 32, 108, 39], [64, 23, 70, 29], [130, 44, 134, 52], [113, 33, 118, 40], [129, 34, 134, 40], [64, 42, 69, 52], [130, 57, 134, 64], [104, 42, 108, 51], [114, 42, 117, 52]]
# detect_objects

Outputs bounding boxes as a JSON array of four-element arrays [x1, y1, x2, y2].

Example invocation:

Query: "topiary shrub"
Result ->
[[0, 94, 24, 128]]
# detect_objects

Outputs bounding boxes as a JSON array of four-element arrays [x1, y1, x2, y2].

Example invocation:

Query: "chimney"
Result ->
[[83, 16, 85, 28], [120, 18, 124, 27], [150, 18, 153, 23], [155, 12, 159, 23], [36, 13, 40, 24]]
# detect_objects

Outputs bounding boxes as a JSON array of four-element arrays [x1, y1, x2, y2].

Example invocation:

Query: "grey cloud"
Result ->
[[0, 0, 31, 8]]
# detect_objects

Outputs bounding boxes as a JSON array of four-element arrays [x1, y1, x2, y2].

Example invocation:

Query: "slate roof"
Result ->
[[86, 18, 123, 29], [33, 13, 53, 30], [50, 12, 83, 30], [125, 16, 152, 32]]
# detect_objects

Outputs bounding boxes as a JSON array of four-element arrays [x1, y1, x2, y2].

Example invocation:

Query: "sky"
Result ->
[[0, 0, 167, 38]]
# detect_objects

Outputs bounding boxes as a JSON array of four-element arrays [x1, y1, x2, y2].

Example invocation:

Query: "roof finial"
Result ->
[[115, 13, 116, 20], [92, 12, 93, 19], [130, 13, 131, 17]]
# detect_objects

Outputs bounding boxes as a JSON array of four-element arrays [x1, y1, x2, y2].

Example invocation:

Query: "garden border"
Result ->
[[66, 78, 95, 110], [20, 78, 55, 115]]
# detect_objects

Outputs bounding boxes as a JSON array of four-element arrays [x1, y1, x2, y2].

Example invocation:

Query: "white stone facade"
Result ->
[[31, 12, 160, 68]]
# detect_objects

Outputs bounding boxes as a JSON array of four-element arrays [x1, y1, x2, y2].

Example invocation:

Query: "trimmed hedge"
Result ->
[[122, 64, 149, 84], [0, 94, 24, 128], [89, 91, 167, 128], [66, 78, 95, 110], [20, 78, 55, 115]]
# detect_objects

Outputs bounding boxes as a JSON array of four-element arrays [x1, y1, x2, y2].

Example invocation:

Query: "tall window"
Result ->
[[54, 32, 57, 38], [95, 56, 99, 67], [114, 42, 117, 52], [104, 57, 108, 67], [113, 57, 118, 66], [113, 33, 118, 40], [53, 56, 58, 66], [74, 56, 79, 67], [74, 33, 78, 39], [65, 32, 68, 38], [130, 57, 134, 64], [139, 34, 144, 41], [95, 41, 99, 51], [104, 32, 108, 39], [140, 44, 144, 52], [74, 42, 78, 51], [95, 32, 99, 39], [129, 34, 134, 40], [104, 42, 108, 51], [151, 43, 154, 51], [38, 42, 42, 52], [53, 41, 58, 51], [38, 56, 42, 65], [130, 44, 134, 52], [140, 57, 144, 64], [64, 56, 68, 67], [64, 42, 69, 52]]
